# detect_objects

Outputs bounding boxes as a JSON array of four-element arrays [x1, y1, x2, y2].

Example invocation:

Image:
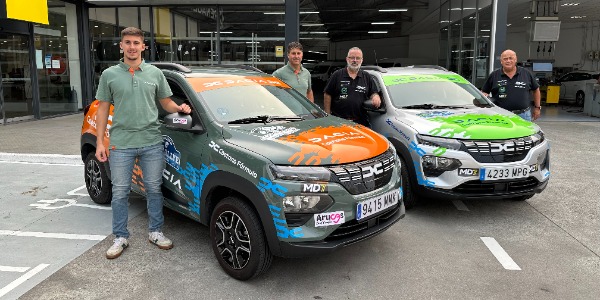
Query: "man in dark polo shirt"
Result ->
[[323, 47, 381, 127], [482, 49, 541, 121]]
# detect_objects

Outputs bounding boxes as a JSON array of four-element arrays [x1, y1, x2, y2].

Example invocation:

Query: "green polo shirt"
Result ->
[[95, 60, 172, 149], [272, 63, 312, 95]]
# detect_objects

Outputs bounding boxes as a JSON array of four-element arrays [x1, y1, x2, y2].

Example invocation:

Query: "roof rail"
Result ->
[[360, 65, 388, 73], [406, 65, 448, 71], [150, 62, 192, 73]]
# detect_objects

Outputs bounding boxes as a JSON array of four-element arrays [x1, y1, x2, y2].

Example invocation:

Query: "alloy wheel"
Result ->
[[214, 211, 251, 270]]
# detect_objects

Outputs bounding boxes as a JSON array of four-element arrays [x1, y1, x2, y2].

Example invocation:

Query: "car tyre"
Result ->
[[210, 196, 272, 280], [575, 91, 585, 107], [399, 156, 418, 209], [84, 152, 112, 204]]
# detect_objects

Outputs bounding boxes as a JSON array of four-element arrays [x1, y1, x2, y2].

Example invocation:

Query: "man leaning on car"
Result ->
[[481, 49, 542, 121]]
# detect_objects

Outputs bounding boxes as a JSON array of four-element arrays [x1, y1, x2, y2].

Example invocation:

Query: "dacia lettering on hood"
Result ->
[[223, 123, 389, 165]]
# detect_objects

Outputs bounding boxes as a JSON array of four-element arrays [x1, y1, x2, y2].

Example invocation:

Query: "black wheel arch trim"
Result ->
[[200, 171, 283, 256], [386, 136, 421, 194], [81, 132, 111, 179]]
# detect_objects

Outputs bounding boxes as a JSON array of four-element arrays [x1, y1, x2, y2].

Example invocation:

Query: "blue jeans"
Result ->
[[109, 143, 165, 238], [518, 109, 532, 121]]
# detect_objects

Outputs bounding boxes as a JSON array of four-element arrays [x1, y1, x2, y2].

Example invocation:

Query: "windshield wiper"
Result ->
[[228, 115, 304, 124], [402, 104, 468, 109]]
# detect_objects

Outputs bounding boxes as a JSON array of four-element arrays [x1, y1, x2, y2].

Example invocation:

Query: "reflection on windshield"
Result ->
[[386, 81, 490, 109], [199, 85, 323, 123]]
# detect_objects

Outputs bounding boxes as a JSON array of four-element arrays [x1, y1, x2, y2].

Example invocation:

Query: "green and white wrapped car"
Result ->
[[364, 66, 550, 208]]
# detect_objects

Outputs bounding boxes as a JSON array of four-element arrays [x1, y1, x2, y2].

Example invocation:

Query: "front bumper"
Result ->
[[278, 202, 405, 258], [420, 176, 548, 200]]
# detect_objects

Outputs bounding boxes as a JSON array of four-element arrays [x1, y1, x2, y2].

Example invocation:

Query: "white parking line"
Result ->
[[0, 264, 49, 298], [452, 200, 470, 211], [0, 230, 106, 241], [0, 266, 29, 273], [481, 237, 521, 270], [67, 185, 89, 196]]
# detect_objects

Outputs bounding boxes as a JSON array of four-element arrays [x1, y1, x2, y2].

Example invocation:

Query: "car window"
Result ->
[[197, 85, 325, 123], [385, 79, 490, 108], [559, 74, 573, 82], [162, 79, 196, 121]]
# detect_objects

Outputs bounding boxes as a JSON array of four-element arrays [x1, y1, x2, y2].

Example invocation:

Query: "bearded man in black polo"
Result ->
[[323, 47, 381, 127]]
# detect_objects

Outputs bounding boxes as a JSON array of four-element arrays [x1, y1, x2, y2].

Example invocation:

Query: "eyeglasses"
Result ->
[[347, 56, 363, 61]]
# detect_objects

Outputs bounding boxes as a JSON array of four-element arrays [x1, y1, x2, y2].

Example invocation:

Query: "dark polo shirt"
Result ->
[[481, 66, 539, 111], [324, 68, 380, 126]]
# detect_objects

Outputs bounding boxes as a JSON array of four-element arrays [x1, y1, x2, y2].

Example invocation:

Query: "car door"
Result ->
[[559, 73, 573, 99], [159, 75, 210, 216]]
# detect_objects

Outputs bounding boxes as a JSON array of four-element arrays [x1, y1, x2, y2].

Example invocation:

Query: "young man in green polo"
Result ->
[[272, 41, 315, 102], [94, 27, 191, 259]]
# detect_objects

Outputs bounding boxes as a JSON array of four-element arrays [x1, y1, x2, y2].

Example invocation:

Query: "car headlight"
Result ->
[[270, 165, 331, 181], [422, 155, 462, 177], [282, 195, 333, 214], [417, 134, 462, 150], [531, 130, 545, 146]]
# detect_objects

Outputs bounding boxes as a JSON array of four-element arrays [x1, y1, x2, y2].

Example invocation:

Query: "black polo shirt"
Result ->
[[481, 66, 539, 111], [324, 68, 380, 126]]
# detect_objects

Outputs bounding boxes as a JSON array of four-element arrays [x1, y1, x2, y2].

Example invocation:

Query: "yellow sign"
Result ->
[[275, 46, 284, 58], [6, 0, 49, 25]]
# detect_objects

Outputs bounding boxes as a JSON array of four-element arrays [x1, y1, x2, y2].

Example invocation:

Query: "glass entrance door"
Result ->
[[0, 33, 33, 123]]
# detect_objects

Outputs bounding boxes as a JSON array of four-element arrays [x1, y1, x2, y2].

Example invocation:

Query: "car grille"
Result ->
[[328, 150, 395, 195], [461, 137, 535, 163], [452, 177, 539, 194], [324, 204, 400, 242]]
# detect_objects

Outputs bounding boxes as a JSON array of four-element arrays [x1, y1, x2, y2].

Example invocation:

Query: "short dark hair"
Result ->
[[287, 42, 303, 53], [121, 27, 144, 40]]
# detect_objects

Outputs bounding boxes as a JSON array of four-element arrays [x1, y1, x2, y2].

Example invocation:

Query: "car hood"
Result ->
[[398, 107, 539, 139], [222, 118, 389, 165]]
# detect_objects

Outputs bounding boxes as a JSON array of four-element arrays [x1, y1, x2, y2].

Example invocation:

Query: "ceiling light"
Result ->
[[379, 9, 408, 12], [199, 31, 232, 34], [480, 29, 490, 31], [571, 15, 586, 18], [302, 23, 324, 26], [278, 24, 284, 27], [263, 12, 284, 15], [308, 50, 326, 55], [371, 22, 395, 25], [561, 3, 580, 6], [300, 11, 319, 14], [507, 24, 512, 26], [368, 31, 388, 34], [523, 16, 531, 19]]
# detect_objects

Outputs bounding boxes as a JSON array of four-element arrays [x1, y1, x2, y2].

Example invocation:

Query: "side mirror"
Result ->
[[163, 113, 203, 134], [363, 99, 386, 114]]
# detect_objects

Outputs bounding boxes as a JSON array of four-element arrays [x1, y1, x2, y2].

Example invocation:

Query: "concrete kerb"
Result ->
[[0, 153, 83, 166]]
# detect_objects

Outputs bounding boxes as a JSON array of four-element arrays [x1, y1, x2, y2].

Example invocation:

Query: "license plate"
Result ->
[[356, 189, 400, 221], [480, 165, 536, 181]]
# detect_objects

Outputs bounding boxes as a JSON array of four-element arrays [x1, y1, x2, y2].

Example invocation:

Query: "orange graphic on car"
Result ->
[[280, 124, 389, 165], [186, 76, 290, 92], [81, 100, 113, 149]]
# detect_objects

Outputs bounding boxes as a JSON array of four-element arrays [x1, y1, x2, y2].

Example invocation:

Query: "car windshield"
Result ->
[[383, 74, 491, 108], [198, 84, 325, 124]]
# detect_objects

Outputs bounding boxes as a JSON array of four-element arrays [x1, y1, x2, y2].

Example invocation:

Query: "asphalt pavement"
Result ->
[[0, 109, 599, 299]]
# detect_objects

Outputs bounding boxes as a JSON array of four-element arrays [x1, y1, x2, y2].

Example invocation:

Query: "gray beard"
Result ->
[[348, 65, 360, 72]]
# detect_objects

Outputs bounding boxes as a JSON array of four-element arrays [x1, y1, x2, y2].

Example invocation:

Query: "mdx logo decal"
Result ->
[[163, 136, 181, 170], [458, 168, 479, 177], [302, 183, 327, 193], [315, 211, 345, 227]]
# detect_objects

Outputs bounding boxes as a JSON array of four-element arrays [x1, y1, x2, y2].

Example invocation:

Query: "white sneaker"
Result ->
[[106, 237, 128, 259], [149, 232, 173, 250]]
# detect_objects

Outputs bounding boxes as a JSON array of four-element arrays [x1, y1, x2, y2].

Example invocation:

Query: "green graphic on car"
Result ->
[[365, 67, 550, 209]]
